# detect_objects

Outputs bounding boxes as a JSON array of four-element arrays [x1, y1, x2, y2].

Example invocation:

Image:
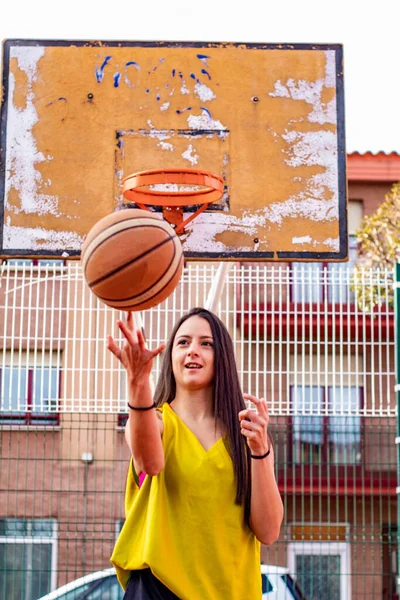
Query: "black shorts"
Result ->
[[123, 569, 180, 600]]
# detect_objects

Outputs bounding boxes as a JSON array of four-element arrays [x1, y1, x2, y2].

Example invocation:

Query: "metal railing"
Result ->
[[0, 262, 397, 600]]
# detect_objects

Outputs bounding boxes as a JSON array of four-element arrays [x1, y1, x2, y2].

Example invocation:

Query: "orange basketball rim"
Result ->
[[122, 169, 224, 234]]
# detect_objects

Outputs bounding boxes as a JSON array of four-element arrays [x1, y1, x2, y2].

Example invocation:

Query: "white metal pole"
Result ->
[[205, 262, 232, 312]]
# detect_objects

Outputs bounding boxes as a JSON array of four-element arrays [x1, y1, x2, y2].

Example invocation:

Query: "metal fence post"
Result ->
[[394, 262, 400, 594]]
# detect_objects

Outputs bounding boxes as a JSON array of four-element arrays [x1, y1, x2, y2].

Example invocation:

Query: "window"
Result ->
[[292, 262, 324, 303], [291, 201, 362, 305], [4, 259, 65, 268], [292, 235, 358, 304], [292, 385, 362, 465], [0, 518, 57, 599], [0, 354, 61, 425], [288, 540, 351, 600], [327, 235, 358, 304]]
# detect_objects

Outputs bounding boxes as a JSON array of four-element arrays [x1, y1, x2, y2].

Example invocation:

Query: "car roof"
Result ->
[[260, 564, 290, 576], [39, 564, 290, 599], [37, 568, 116, 599]]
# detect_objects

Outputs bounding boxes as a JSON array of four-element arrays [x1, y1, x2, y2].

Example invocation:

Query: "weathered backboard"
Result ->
[[0, 40, 346, 260]]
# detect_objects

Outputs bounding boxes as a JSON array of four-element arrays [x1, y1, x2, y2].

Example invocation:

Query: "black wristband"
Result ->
[[250, 448, 271, 459], [127, 402, 156, 411]]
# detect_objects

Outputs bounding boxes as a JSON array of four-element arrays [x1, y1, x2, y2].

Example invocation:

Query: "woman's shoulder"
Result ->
[[156, 402, 174, 418], [156, 402, 176, 438]]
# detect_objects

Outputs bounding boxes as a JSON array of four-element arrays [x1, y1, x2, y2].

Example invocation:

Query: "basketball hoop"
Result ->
[[122, 169, 224, 234]]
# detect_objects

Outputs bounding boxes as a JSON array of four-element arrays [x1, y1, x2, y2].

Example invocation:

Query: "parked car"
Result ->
[[261, 564, 306, 599], [38, 565, 306, 599]]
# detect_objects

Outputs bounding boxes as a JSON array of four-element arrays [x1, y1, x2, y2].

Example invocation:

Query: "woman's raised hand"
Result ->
[[107, 312, 165, 384], [239, 394, 270, 456]]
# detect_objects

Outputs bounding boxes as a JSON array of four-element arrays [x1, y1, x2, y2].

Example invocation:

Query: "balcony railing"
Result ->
[[0, 261, 395, 417]]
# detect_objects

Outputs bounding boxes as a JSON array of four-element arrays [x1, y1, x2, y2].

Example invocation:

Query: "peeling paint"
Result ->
[[145, 120, 175, 151], [182, 212, 260, 253], [282, 130, 337, 170], [266, 51, 339, 232], [4, 46, 78, 251], [179, 73, 190, 95], [322, 237, 340, 251], [4, 223, 85, 251], [194, 82, 216, 102], [269, 81, 290, 98], [187, 111, 228, 132], [160, 102, 170, 111], [293, 235, 312, 245], [269, 51, 337, 125], [324, 50, 336, 88], [181, 144, 199, 165], [263, 197, 338, 226], [159, 142, 174, 151], [280, 129, 338, 221], [181, 196, 338, 253], [6, 47, 50, 213]]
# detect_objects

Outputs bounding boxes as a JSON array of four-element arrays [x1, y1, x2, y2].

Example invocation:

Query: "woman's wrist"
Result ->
[[128, 401, 156, 411], [250, 448, 271, 459], [127, 376, 154, 408], [128, 376, 152, 398], [128, 373, 151, 387]]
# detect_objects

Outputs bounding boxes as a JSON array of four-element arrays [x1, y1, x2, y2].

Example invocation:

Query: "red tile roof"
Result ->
[[347, 152, 400, 181]]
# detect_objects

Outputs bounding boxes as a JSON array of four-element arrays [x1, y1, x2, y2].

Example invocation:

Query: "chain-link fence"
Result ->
[[0, 262, 397, 599]]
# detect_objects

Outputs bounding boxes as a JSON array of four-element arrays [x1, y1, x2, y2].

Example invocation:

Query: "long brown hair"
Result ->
[[153, 307, 251, 520]]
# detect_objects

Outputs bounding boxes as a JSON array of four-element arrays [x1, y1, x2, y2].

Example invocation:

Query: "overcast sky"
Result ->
[[1, 0, 399, 154]]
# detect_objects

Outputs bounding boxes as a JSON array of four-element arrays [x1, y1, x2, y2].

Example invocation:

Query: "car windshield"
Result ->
[[58, 583, 92, 600], [281, 574, 308, 600], [52, 575, 123, 600], [261, 573, 274, 594]]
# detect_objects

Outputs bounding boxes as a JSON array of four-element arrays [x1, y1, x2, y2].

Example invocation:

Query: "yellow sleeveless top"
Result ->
[[111, 403, 261, 600]]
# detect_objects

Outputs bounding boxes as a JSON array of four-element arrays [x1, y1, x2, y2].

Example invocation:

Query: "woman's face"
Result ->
[[171, 316, 215, 391]]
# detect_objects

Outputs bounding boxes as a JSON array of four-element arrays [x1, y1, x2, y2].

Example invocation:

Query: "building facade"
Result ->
[[1, 152, 400, 599]]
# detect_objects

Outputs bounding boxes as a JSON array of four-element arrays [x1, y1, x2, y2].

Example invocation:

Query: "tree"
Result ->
[[353, 182, 400, 310]]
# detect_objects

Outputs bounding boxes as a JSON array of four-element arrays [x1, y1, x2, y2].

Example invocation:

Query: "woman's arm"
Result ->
[[239, 394, 284, 545], [108, 313, 165, 476], [124, 380, 165, 476], [248, 444, 283, 545]]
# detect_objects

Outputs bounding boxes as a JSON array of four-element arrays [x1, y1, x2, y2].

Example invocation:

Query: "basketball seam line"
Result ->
[[88, 233, 175, 288], [98, 250, 183, 308], [97, 237, 182, 304], [82, 216, 170, 273], [128, 252, 183, 308]]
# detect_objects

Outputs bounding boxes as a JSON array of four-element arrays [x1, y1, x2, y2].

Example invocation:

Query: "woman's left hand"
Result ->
[[239, 394, 270, 456]]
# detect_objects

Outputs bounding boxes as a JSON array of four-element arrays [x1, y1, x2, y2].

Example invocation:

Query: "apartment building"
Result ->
[[1, 152, 399, 599]]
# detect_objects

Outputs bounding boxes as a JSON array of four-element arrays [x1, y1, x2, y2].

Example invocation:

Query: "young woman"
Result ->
[[108, 307, 283, 600]]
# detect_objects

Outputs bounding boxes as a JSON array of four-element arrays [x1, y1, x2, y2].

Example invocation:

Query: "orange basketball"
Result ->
[[81, 209, 184, 311]]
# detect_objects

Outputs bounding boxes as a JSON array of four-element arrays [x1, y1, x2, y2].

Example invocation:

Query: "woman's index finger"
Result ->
[[118, 318, 138, 345], [243, 393, 268, 415], [127, 311, 136, 331]]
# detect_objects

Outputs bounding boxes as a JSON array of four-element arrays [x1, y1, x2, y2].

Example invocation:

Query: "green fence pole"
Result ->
[[395, 262, 400, 595]]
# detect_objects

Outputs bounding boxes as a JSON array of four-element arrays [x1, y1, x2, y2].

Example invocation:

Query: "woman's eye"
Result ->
[[202, 341, 213, 347], [178, 340, 188, 345]]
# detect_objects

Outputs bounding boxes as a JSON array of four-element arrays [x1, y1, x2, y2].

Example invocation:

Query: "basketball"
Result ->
[[81, 209, 184, 311]]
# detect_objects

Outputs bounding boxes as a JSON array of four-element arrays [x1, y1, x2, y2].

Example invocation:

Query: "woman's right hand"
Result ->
[[107, 312, 165, 385]]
